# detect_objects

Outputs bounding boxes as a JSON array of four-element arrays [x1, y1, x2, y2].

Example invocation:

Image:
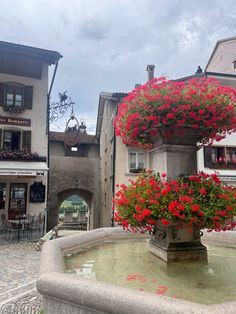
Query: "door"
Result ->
[[8, 183, 27, 219]]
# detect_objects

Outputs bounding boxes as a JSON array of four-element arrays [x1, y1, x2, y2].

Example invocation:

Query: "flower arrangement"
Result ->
[[0, 150, 40, 160], [114, 171, 236, 232], [114, 77, 236, 148]]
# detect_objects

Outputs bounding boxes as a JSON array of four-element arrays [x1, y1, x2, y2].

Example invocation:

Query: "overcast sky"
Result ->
[[1, 0, 236, 133]]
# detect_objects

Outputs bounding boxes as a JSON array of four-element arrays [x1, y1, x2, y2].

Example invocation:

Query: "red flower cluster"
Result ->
[[114, 172, 236, 232], [114, 77, 236, 147]]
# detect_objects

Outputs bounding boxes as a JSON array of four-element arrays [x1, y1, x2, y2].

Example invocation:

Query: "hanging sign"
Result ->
[[30, 181, 46, 203]]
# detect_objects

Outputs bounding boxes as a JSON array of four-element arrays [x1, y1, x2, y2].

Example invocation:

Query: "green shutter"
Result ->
[[22, 131, 31, 153], [0, 83, 5, 107], [204, 146, 213, 168], [24, 86, 33, 109]]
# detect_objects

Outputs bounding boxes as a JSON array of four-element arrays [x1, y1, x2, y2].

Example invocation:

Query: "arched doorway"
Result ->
[[56, 188, 93, 230], [58, 194, 89, 230]]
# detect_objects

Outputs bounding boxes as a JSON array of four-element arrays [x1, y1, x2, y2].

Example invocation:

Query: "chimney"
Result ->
[[146, 64, 155, 81]]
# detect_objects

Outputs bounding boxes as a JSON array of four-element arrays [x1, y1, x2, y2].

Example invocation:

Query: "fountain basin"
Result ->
[[37, 227, 236, 314]]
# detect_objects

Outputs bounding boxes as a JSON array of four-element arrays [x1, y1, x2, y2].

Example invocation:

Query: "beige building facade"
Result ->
[[0, 41, 61, 220]]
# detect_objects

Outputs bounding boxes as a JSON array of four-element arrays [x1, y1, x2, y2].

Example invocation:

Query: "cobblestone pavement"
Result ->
[[0, 240, 42, 313]]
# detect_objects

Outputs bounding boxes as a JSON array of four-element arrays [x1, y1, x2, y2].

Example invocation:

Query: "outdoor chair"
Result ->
[[5, 221, 18, 241], [27, 213, 44, 240]]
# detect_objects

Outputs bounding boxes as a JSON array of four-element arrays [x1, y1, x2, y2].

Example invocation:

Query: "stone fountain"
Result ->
[[37, 228, 236, 313]]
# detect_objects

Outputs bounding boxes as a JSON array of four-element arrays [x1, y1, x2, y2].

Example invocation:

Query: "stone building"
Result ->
[[0, 41, 61, 220], [48, 114, 100, 230]]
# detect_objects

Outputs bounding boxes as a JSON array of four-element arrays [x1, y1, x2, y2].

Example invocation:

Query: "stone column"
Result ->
[[148, 130, 207, 263], [149, 131, 199, 179]]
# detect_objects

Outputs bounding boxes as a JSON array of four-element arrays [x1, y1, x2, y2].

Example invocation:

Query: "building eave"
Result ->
[[0, 41, 62, 65]]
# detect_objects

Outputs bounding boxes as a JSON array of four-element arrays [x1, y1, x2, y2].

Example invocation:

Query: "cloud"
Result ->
[[1, 0, 236, 132]]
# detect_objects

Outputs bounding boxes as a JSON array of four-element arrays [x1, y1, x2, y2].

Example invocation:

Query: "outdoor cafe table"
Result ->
[[8, 215, 27, 242]]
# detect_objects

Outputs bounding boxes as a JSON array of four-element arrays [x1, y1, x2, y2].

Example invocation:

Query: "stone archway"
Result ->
[[57, 188, 92, 229], [58, 188, 92, 209]]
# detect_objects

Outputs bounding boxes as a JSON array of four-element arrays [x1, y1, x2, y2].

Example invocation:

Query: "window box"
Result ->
[[210, 163, 236, 170], [129, 168, 146, 173], [0, 150, 45, 161]]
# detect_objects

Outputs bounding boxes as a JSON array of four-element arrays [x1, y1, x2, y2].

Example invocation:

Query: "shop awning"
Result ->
[[0, 161, 48, 176]]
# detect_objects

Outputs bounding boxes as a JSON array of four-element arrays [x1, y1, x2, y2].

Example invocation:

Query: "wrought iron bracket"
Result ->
[[49, 91, 75, 123]]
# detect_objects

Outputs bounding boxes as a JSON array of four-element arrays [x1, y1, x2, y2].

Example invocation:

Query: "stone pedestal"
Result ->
[[149, 130, 200, 179], [149, 223, 207, 263]]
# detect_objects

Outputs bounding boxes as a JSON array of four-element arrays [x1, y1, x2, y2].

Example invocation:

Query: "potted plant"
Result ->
[[114, 171, 236, 262], [114, 77, 236, 148]]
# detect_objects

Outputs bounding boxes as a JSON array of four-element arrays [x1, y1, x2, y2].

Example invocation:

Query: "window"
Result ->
[[129, 151, 146, 173], [8, 183, 27, 219], [0, 129, 31, 152], [204, 146, 236, 169], [71, 147, 78, 152], [3, 130, 20, 150], [0, 82, 33, 111], [5, 85, 23, 107]]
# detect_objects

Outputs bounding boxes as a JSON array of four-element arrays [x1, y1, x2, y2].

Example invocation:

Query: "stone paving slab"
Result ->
[[0, 288, 41, 314], [0, 241, 42, 313]]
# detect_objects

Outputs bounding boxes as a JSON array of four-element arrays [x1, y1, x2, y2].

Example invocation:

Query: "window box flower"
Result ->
[[0, 150, 44, 161]]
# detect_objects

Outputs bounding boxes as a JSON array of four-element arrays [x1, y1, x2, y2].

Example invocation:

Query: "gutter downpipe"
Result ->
[[46, 59, 59, 232]]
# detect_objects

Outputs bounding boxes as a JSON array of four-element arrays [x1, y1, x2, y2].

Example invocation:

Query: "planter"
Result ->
[[152, 128, 202, 147], [149, 222, 207, 263]]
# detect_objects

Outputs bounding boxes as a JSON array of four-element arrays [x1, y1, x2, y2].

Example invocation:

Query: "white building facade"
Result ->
[[198, 36, 236, 186]]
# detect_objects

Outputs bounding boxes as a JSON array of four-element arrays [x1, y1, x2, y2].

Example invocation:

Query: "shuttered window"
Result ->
[[0, 129, 31, 153], [204, 146, 236, 169], [0, 82, 33, 110]]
